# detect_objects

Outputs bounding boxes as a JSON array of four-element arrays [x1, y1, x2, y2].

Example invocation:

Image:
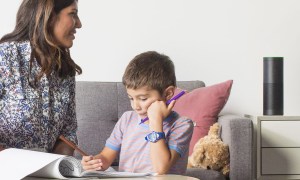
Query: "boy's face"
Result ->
[[126, 86, 165, 120]]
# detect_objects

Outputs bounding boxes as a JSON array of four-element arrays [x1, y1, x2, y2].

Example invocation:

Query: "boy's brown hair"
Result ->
[[122, 51, 176, 95]]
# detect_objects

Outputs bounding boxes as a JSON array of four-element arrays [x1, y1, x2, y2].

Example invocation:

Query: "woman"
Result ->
[[0, 0, 82, 155]]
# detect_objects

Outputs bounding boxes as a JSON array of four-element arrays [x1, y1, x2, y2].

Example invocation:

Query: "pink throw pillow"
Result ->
[[172, 80, 233, 155]]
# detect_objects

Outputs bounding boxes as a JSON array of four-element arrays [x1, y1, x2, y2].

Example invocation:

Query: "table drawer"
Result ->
[[261, 121, 300, 147], [262, 148, 300, 174]]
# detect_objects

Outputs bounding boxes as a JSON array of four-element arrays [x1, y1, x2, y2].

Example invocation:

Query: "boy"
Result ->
[[81, 51, 193, 175]]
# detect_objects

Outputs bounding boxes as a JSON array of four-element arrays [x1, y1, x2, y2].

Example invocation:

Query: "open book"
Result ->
[[0, 148, 153, 179]]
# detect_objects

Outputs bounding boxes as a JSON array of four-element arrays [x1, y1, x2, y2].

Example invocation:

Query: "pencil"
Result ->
[[59, 135, 88, 156]]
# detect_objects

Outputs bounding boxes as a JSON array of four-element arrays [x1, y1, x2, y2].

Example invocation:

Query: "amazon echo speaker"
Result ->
[[263, 57, 284, 115]]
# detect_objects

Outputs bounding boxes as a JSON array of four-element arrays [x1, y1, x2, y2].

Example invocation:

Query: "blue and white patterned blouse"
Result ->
[[0, 41, 78, 152]]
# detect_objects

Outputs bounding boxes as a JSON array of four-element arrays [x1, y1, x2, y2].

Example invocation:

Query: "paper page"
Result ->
[[29, 156, 81, 179], [58, 156, 83, 177], [0, 148, 65, 180], [80, 170, 153, 178], [23, 177, 96, 180], [105, 166, 117, 172]]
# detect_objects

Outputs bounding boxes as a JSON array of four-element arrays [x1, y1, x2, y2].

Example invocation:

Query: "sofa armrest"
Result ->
[[186, 168, 226, 180], [218, 114, 253, 180]]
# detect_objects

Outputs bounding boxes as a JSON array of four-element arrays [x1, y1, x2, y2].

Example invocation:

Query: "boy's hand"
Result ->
[[147, 100, 176, 130], [81, 155, 103, 171]]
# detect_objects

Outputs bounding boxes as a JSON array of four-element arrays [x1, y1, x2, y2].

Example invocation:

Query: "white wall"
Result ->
[[1, 0, 300, 117]]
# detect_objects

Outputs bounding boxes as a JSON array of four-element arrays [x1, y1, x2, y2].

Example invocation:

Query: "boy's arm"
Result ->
[[150, 140, 180, 174], [82, 111, 126, 171], [81, 147, 118, 171], [148, 100, 180, 174]]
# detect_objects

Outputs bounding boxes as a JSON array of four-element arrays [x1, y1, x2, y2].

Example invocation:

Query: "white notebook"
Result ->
[[0, 148, 153, 179]]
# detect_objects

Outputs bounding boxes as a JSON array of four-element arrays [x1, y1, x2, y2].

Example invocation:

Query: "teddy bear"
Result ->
[[187, 122, 230, 177]]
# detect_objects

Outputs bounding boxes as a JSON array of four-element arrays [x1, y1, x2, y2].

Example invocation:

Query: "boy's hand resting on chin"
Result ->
[[147, 100, 176, 129]]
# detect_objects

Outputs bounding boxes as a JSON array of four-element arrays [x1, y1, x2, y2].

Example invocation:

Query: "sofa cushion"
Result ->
[[172, 80, 233, 155], [75, 82, 119, 158]]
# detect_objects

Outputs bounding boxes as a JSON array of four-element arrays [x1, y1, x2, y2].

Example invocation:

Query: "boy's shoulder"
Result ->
[[171, 111, 193, 126], [121, 110, 138, 117], [119, 110, 139, 123]]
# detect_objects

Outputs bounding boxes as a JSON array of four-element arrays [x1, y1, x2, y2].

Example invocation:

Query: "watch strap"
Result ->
[[145, 131, 165, 143]]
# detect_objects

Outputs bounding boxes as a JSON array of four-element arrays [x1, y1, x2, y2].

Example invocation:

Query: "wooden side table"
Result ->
[[257, 116, 300, 180]]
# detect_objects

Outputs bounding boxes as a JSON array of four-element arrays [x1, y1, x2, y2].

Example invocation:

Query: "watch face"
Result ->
[[146, 131, 165, 143], [148, 132, 158, 142]]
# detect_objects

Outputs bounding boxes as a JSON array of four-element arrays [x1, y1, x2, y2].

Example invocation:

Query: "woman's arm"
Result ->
[[56, 77, 77, 156]]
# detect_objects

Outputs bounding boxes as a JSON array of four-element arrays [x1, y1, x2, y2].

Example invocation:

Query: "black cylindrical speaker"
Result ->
[[263, 57, 284, 115]]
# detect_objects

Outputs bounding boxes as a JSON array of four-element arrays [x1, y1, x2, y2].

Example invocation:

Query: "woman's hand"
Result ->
[[0, 145, 5, 151], [81, 155, 104, 171]]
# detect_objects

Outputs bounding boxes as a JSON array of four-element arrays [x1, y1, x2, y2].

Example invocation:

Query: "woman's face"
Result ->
[[53, 1, 82, 48]]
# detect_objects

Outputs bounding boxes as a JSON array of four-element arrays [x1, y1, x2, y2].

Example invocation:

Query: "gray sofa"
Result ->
[[75, 81, 253, 180]]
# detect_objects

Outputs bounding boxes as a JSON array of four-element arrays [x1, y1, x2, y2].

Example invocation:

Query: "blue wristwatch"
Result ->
[[145, 131, 165, 143]]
